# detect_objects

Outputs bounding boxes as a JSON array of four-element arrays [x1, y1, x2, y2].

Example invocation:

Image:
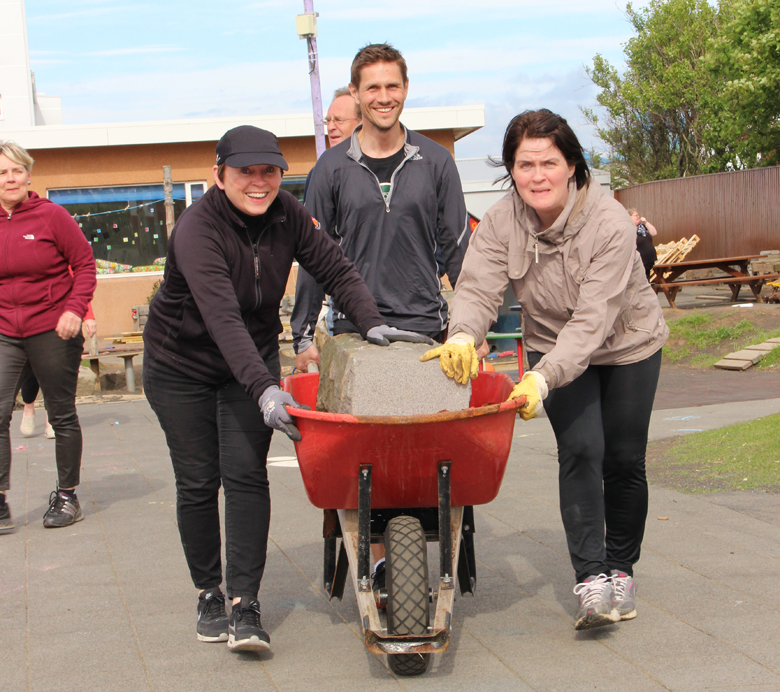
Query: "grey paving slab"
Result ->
[[3, 386, 780, 691]]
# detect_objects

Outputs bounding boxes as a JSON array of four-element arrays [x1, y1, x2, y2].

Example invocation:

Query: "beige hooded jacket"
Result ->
[[448, 180, 668, 390]]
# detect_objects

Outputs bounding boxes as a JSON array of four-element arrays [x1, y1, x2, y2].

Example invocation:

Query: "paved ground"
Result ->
[[3, 369, 780, 691]]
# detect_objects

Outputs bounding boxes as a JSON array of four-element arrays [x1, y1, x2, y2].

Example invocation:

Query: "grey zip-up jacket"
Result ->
[[291, 124, 469, 351], [449, 180, 668, 390]]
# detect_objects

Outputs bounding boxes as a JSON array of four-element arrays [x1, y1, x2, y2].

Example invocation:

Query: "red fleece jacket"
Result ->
[[0, 192, 96, 338]]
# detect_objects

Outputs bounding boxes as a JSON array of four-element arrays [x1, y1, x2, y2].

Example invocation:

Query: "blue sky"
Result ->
[[25, 0, 646, 159]]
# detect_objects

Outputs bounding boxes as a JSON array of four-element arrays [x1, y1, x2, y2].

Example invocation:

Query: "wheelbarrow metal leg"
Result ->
[[323, 509, 343, 595], [357, 464, 372, 593], [432, 505, 463, 637], [337, 508, 383, 638], [458, 505, 476, 596], [329, 541, 349, 601], [438, 461, 454, 590]]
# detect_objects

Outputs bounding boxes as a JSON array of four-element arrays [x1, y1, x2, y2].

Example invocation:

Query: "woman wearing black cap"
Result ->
[[142, 125, 427, 653]]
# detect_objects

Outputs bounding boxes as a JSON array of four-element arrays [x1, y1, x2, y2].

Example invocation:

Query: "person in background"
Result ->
[[0, 141, 96, 534], [291, 43, 470, 601], [422, 109, 668, 631], [324, 86, 362, 148], [142, 125, 428, 653], [628, 209, 658, 280], [296, 88, 364, 339], [19, 305, 96, 439]]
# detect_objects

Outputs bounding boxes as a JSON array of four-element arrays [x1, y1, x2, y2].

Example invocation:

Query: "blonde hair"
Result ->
[[0, 141, 34, 172], [627, 208, 638, 216]]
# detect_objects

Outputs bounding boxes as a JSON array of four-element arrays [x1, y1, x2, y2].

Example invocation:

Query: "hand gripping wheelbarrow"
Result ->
[[283, 371, 525, 676]]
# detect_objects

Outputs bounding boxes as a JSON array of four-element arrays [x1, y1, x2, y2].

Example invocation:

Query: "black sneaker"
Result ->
[[197, 588, 229, 642], [227, 597, 271, 652], [0, 502, 15, 534], [43, 490, 84, 528], [372, 561, 386, 610]]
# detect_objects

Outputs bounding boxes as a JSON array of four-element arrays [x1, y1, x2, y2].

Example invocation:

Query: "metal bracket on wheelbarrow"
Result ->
[[438, 461, 454, 590], [335, 458, 465, 656]]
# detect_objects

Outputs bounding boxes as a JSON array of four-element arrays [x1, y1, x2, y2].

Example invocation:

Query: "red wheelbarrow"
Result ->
[[283, 371, 525, 675]]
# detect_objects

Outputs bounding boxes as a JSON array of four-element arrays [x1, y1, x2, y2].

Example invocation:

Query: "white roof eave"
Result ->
[[1, 105, 485, 150]]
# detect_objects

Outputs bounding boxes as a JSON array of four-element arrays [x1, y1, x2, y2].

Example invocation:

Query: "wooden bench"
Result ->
[[652, 274, 780, 309], [84, 350, 143, 393]]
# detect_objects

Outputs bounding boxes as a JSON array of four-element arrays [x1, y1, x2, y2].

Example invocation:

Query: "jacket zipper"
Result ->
[[357, 146, 415, 213], [244, 227, 261, 311], [627, 323, 651, 333], [252, 243, 261, 310]]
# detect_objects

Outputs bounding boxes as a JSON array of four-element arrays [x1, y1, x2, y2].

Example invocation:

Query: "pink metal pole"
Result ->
[[303, 0, 326, 159]]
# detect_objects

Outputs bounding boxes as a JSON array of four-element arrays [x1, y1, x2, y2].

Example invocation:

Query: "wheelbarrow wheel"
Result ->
[[384, 515, 431, 676]]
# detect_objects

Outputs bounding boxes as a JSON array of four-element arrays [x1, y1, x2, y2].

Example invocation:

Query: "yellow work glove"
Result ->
[[419, 332, 478, 385], [508, 370, 549, 421]]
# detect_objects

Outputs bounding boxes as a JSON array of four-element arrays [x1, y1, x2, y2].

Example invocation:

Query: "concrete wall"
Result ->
[[92, 273, 162, 337]]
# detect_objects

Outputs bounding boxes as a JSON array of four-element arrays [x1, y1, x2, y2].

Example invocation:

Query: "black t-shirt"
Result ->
[[363, 147, 406, 204]]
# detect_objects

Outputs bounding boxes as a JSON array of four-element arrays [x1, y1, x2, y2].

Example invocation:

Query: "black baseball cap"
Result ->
[[215, 125, 289, 170]]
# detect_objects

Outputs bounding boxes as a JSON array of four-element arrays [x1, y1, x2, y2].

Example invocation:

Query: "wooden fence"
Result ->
[[614, 166, 780, 260]]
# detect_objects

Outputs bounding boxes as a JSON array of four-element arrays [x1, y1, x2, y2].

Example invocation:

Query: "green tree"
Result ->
[[583, 0, 726, 187], [707, 0, 780, 167]]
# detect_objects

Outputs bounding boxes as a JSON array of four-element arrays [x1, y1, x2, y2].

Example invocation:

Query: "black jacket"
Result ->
[[291, 125, 469, 352], [144, 185, 384, 401]]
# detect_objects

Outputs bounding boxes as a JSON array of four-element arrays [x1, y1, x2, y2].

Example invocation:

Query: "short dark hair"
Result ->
[[350, 43, 408, 90], [493, 109, 590, 190], [332, 86, 361, 119]]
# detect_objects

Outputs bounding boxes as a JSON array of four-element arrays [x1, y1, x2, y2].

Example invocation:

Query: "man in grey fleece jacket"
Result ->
[[291, 42, 469, 371]]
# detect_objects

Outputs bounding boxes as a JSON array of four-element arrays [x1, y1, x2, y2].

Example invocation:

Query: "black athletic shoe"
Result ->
[[372, 561, 386, 610], [227, 597, 271, 652], [197, 588, 229, 642], [0, 502, 15, 535], [43, 490, 84, 528]]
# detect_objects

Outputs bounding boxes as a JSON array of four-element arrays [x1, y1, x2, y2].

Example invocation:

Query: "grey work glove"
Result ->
[[365, 325, 434, 347], [258, 386, 310, 442]]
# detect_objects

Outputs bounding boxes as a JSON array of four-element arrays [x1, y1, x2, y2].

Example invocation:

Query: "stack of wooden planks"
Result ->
[[113, 332, 144, 344], [649, 235, 700, 281]]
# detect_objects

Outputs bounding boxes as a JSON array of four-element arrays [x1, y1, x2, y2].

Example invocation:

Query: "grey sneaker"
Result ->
[[0, 502, 15, 534], [573, 573, 620, 630], [197, 588, 229, 642], [610, 570, 637, 620], [227, 597, 271, 652], [43, 490, 84, 528]]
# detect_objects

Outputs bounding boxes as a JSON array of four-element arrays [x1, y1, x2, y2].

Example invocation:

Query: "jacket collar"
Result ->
[[513, 179, 603, 247], [6, 190, 47, 215], [346, 123, 418, 163], [207, 184, 287, 230]]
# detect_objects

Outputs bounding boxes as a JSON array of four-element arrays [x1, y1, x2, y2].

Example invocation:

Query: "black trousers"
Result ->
[[21, 372, 40, 405], [0, 330, 84, 491], [528, 349, 661, 583], [143, 354, 277, 600]]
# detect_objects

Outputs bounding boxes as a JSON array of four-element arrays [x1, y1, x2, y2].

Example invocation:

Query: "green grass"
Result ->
[[756, 345, 780, 370], [649, 413, 780, 493], [662, 312, 780, 367]]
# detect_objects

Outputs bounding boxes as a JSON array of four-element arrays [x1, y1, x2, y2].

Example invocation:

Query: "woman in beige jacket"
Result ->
[[423, 109, 668, 631]]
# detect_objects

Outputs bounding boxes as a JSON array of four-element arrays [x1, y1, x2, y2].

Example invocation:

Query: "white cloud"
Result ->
[[27, 5, 148, 21], [324, 0, 632, 21], [85, 45, 181, 57]]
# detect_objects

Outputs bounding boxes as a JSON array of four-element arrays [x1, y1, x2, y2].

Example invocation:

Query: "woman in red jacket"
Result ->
[[0, 141, 96, 534]]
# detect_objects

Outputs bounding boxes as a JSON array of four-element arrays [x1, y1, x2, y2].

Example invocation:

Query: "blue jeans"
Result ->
[[0, 330, 84, 491], [143, 354, 277, 599], [528, 349, 661, 583]]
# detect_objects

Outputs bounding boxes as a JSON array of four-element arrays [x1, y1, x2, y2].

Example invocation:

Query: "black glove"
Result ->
[[258, 386, 310, 441], [365, 325, 434, 347]]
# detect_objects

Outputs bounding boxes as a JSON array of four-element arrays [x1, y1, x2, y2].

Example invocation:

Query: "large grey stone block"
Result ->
[[317, 334, 471, 416]]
